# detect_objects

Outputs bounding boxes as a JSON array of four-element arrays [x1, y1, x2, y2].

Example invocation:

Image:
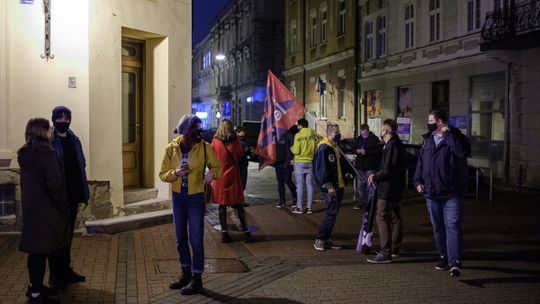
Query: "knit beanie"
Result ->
[[52, 105, 72, 122]]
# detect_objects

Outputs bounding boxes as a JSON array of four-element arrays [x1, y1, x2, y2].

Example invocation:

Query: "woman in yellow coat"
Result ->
[[159, 114, 221, 295]]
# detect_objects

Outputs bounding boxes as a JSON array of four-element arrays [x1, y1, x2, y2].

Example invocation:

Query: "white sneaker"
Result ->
[[292, 207, 303, 214], [306, 208, 313, 214]]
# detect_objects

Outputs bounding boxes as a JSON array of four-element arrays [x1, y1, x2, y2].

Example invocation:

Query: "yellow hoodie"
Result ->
[[159, 136, 222, 195], [291, 127, 318, 163]]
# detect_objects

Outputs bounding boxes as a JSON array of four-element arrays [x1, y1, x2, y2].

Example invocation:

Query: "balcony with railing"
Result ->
[[481, 0, 540, 51]]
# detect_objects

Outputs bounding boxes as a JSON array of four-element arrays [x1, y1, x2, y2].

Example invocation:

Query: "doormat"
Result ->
[[154, 258, 249, 274]]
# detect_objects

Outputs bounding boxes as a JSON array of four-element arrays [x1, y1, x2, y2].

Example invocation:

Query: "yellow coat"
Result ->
[[159, 136, 222, 195]]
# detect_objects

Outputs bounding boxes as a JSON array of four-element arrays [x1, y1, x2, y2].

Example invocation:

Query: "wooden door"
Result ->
[[122, 40, 144, 188]]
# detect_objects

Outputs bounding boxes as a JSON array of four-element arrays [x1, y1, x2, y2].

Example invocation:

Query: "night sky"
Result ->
[[193, 0, 232, 48]]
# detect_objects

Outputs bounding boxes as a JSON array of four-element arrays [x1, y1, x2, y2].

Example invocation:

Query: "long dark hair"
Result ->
[[18, 118, 51, 154]]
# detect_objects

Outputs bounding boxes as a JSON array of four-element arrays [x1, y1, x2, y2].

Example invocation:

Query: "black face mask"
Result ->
[[427, 123, 437, 133], [333, 133, 342, 142], [54, 122, 70, 134]]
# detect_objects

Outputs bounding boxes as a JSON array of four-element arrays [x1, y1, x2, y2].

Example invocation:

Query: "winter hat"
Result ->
[[52, 105, 72, 122], [173, 114, 201, 135]]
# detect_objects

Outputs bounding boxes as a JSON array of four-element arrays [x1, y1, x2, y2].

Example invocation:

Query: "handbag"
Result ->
[[203, 142, 213, 204]]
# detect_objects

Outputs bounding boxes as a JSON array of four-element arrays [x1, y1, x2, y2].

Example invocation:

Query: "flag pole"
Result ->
[[303, 110, 360, 178]]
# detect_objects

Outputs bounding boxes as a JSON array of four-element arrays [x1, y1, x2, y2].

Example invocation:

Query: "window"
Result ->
[[377, 0, 385, 10], [376, 16, 386, 58], [321, 9, 328, 43], [365, 1, 371, 15], [364, 21, 373, 61], [470, 73, 506, 159], [290, 20, 297, 55], [338, 76, 346, 118], [494, 0, 509, 13], [432, 81, 449, 115], [290, 80, 297, 97], [429, 0, 442, 42], [311, 14, 318, 47], [467, 0, 481, 32], [405, 4, 415, 49], [338, 0, 347, 36]]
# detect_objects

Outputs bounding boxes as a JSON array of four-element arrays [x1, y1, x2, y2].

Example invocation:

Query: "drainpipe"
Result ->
[[353, 0, 361, 137], [302, 0, 307, 108], [505, 62, 512, 185]]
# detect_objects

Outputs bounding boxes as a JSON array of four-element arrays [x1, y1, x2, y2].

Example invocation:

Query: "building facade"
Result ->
[[359, 0, 539, 187], [284, 0, 357, 138], [0, 0, 192, 218], [192, 0, 284, 128]]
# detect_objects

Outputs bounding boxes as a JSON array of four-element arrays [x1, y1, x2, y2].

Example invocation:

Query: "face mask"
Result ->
[[427, 123, 437, 133], [333, 133, 341, 142], [54, 122, 70, 134]]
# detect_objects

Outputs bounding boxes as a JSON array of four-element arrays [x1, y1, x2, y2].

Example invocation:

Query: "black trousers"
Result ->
[[49, 203, 78, 277], [275, 164, 296, 203], [27, 254, 47, 293], [219, 205, 248, 232]]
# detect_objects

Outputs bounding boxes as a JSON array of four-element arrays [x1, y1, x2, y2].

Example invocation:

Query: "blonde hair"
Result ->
[[214, 119, 237, 142], [326, 123, 340, 134]]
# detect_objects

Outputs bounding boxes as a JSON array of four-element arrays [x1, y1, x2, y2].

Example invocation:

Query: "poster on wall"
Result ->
[[397, 117, 412, 143], [449, 116, 468, 135], [367, 117, 382, 141], [397, 86, 413, 117], [366, 90, 382, 116]]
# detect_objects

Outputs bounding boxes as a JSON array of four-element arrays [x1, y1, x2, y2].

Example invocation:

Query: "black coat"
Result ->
[[275, 130, 295, 168], [414, 127, 471, 199], [373, 135, 407, 201], [18, 144, 71, 255], [355, 132, 382, 171]]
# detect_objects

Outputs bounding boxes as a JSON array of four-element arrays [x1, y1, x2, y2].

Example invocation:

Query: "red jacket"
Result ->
[[211, 138, 244, 205]]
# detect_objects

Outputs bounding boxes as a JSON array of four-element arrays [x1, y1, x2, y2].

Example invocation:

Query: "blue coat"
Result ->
[[414, 127, 471, 199], [51, 130, 90, 204]]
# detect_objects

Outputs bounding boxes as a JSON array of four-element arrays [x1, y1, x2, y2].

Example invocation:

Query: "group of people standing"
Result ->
[[352, 110, 470, 279], [17, 108, 471, 301], [18, 106, 89, 303]]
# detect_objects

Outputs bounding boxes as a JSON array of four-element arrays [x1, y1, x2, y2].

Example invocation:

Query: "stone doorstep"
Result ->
[[85, 209, 173, 234], [120, 198, 171, 215], [124, 188, 158, 205], [0, 214, 16, 226]]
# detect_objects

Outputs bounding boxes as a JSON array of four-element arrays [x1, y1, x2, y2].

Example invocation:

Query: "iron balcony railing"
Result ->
[[481, 0, 540, 42]]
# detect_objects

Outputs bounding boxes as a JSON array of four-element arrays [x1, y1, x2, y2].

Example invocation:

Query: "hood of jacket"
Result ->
[[17, 144, 54, 169]]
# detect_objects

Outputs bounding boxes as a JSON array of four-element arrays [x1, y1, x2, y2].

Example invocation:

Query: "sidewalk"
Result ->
[[1, 189, 539, 303]]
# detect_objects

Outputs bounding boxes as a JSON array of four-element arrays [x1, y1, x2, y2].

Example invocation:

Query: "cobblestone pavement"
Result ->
[[1, 166, 539, 303]]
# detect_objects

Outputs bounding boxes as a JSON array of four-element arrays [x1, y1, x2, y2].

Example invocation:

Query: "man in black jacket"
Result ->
[[274, 125, 298, 208], [414, 110, 471, 277], [354, 124, 381, 209], [48, 106, 90, 289], [367, 119, 406, 263]]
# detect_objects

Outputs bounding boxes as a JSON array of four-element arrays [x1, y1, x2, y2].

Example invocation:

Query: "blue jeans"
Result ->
[[426, 197, 463, 267], [355, 170, 374, 207], [172, 190, 205, 273], [294, 162, 314, 209], [316, 188, 344, 241]]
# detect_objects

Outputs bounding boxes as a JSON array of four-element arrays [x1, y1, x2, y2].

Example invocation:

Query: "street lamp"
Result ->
[[215, 54, 226, 61]]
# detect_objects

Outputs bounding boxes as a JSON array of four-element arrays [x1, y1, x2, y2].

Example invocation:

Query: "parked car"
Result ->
[[241, 120, 261, 163], [338, 138, 482, 191]]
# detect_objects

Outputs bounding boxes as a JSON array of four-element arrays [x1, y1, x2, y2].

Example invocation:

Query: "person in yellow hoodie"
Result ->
[[159, 114, 222, 295], [290, 118, 318, 214]]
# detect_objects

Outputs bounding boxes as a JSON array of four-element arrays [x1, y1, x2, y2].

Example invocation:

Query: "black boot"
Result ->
[[180, 274, 203, 295], [28, 293, 61, 304], [169, 267, 192, 290], [244, 231, 253, 243], [221, 231, 232, 243]]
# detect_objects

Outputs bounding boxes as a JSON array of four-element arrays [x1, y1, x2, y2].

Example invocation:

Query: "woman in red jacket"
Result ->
[[211, 119, 251, 243]]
